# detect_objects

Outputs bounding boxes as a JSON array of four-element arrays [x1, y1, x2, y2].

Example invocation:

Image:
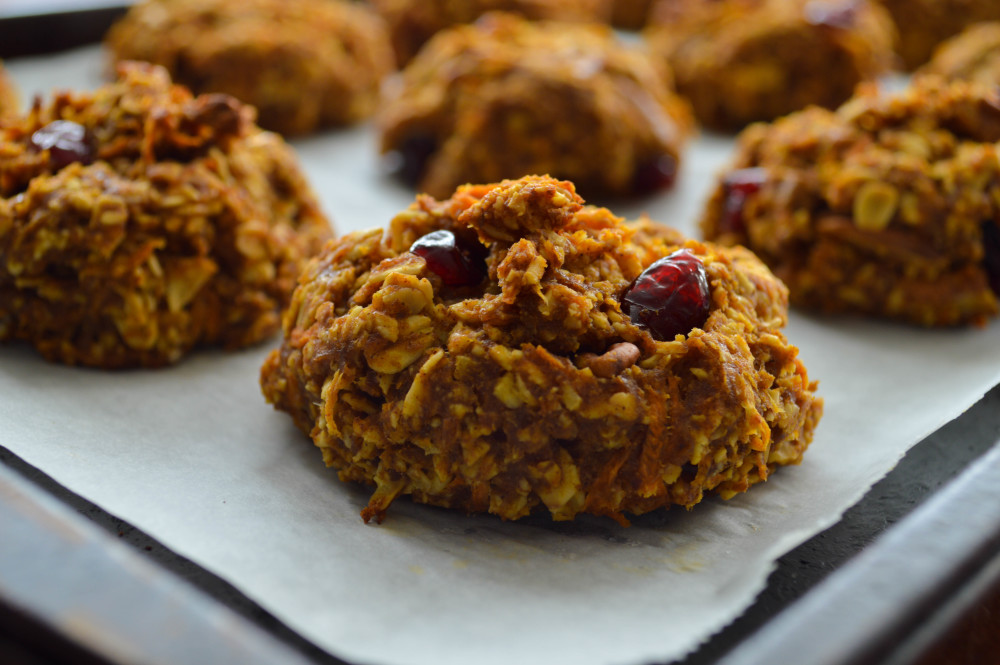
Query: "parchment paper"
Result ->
[[4, 46, 1000, 665]]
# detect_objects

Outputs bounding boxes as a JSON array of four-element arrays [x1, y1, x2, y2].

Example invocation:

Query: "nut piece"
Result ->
[[578, 342, 641, 378], [853, 181, 899, 231]]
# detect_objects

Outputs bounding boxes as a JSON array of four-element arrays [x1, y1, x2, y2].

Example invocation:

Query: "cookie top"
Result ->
[[0, 62, 331, 367], [644, 0, 896, 130], [919, 21, 1000, 85], [369, 0, 613, 65], [378, 12, 693, 200], [261, 175, 821, 524], [105, 0, 394, 135], [701, 76, 1000, 326]]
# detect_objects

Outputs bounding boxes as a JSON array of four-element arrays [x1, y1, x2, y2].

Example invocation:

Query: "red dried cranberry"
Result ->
[[411, 229, 487, 286], [719, 167, 767, 235], [622, 249, 710, 340], [982, 221, 1000, 295], [30, 120, 96, 170], [632, 154, 678, 196], [804, 0, 859, 29], [386, 133, 437, 187]]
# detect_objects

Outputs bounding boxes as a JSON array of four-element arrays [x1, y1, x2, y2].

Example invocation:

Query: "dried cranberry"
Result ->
[[983, 221, 1000, 295], [622, 249, 711, 340], [411, 229, 487, 286], [632, 154, 678, 196], [386, 133, 437, 186], [30, 120, 96, 170], [804, 0, 859, 29], [719, 167, 767, 235]]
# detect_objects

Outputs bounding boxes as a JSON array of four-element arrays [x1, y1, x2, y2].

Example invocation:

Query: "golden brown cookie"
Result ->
[[701, 76, 1000, 326], [873, 0, 1000, 70], [645, 0, 896, 131], [261, 175, 822, 525], [378, 13, 693, 201], [0, 61, 18, 118], [0, 63, 332, 368], [105, 0, 394, 136], [369, 0, 613, 66], [919, 22, 1000, 85]]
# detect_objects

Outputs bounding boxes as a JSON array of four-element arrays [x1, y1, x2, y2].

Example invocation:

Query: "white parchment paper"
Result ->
[[4, 46, 1000, 665]]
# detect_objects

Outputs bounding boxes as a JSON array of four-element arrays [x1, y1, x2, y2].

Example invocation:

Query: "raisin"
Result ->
[[386, 133, 437, 187], [622, 249, 710, 340], [410, 229, 487, 286], [30, 120, 96, 170], [632, 154, 678, 196], [719, 167, 767, 235]]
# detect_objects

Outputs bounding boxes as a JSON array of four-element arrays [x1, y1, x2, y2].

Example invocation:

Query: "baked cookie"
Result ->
[[612, 0, 655, 30], [0, 62, 17, 118], [0, 62, 332, 368], [369, 0, 612, 66], [104, 0, 394, 136], [378, 13, 693, 201], [644, 0, 896, 131], [919, 22, 1000, 85], [701, 76, 1000, 327], [261, 175, 822, 525], [873, 0, 1000, 70]]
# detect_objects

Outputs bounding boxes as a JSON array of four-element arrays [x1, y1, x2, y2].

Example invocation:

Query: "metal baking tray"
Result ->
[[1, 4, 1000, 664]]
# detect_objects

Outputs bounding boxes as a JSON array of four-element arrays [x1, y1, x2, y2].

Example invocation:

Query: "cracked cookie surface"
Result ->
[[0, 63, 332, 367], [261, 175, 821, 525], [701, 76, 1000, 326]]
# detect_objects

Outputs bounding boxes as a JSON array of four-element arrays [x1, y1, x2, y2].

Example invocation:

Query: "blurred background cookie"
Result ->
[[105, 0, 394, 136], [644, 0, 896, 131], [0, 63, 332, 368], [872, 0, 1000, 70], [369, 0, 613, 66], [378, 12, 692, 201], [918, 21, 1000, 85], [611, 0, 656, 30], [0, 61, 17, 117], [701, 77, 1000, 326]]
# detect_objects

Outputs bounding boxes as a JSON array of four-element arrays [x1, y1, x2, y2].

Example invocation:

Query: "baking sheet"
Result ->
[[4, 46, 1000, 665]]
